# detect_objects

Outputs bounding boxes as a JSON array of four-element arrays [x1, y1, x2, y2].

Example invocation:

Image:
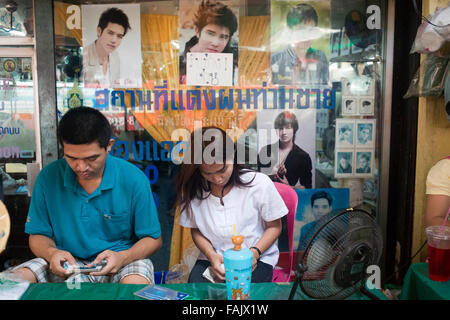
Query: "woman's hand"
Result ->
[[208, 252, 225, 282], [250, 248, 261, 272]]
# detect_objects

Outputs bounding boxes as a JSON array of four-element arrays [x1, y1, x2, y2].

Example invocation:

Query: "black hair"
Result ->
[[340, 126, 351, 134], [98, 7, 131, 36], [174, 126, 254, 218], [286, 3, 318, 29], [274, 111, 299, 133], [57, 106, 112, 150], [310, 190, 332, 207]]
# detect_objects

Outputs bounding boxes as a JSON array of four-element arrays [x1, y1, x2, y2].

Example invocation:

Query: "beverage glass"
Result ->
[[425, 226, 450, 282], [223, 235, 253, 300]]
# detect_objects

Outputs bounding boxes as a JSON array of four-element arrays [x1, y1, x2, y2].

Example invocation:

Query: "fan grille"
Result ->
[[297, 208, 382, 299]]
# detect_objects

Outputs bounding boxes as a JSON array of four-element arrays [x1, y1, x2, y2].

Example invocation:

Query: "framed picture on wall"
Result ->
[[179, 0, 239, 86], [257, 108, 316, 189], [359, 97, 375, 115], [341, 77, 351, 96], [335, 149, 354, 177], [335, 119, 355, 147], [81, 4, 142, 88], [356, 119, 376, 148], [342, 97, 358, 116], [355, 150, 374, 177], [294, 188, 350, 251]]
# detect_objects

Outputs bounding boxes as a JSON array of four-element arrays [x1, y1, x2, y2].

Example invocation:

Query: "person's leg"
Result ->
[[251, 261, 273, 283], [121, 274, 150, 284], [111, 258, 154, 284], [13, 267, 37, 283], [10, 258, 50, 283], [188, 259, 211, 283]]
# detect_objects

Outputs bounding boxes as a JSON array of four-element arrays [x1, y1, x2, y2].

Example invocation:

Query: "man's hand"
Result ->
[[277, 164, 290, 185], [277, 164, 287, 178], [48, 249, 77, 279], [89, 250, 126, 276]]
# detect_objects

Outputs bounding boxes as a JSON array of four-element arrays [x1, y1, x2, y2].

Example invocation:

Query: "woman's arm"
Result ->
[[191, 228, 225, 281], [425, 194, 450, 227], [250, 218, 282, 270]]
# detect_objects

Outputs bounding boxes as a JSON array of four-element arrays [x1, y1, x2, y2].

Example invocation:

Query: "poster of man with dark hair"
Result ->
[[82, 4, 142, 88], [270, 1, 330, 87], [294, 188, 349, 251], [257, 109, 316, 189], [179, 0, 239, 86]]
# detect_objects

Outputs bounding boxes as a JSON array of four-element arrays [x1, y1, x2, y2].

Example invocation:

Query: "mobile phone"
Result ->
[[63, 259, 107, 274], [76, 265, 104, 273]]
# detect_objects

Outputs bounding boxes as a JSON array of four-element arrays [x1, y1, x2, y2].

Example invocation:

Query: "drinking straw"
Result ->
[[439, 207, 450, 234], [233, 224, 237, 237]]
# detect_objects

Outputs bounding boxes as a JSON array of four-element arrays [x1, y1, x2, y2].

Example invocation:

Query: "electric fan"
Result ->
[[288, 208, 383, 300]]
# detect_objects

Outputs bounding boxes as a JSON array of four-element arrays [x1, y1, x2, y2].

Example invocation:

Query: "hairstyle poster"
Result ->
[[341, 75, 375, 116], [294, 188, 349, 251], [81, 4, 142, 88], [179, 0, 239, 86], [335, 118, 376, 178], [270, 0, 331, 86], [256, 109, 316, 189]]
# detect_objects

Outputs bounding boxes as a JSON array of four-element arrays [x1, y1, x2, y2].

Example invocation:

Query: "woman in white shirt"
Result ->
[[175, 127, 288, 283]]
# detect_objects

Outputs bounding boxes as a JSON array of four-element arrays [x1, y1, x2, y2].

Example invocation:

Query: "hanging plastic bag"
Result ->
[[404, 53, 450, 98], [410, 6, 450, 54]]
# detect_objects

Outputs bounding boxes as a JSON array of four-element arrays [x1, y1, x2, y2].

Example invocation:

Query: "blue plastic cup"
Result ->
[[223, 247, 253, 300]]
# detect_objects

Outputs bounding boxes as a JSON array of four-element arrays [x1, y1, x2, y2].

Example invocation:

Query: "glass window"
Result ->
[[0, 56, 36, 195], [0, 0, 34, 37], [53, 0, 387, 269]]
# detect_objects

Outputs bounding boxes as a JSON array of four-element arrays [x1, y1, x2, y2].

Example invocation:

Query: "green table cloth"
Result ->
[[400, 263, 450, 300], [20, 281, 386, 300]]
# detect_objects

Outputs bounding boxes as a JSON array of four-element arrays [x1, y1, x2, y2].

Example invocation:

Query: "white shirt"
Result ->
[[83, 41, 120, 88], [178, 172, 288, 267]]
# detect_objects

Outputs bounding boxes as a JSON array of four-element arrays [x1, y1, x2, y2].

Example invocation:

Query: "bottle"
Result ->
[[223, 235, 253, 300]]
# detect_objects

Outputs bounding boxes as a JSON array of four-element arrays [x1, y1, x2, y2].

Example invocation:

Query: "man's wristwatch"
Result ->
[[250, 246, 262, 260]]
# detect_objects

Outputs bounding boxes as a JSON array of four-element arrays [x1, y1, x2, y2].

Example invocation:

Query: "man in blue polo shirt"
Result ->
[[13, 107, 162, 284]]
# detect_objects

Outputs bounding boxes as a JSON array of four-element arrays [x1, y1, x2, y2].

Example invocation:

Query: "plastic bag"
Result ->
[[165, 244, 200, 284], [0, 272, 30, 300], [403, 53, 450, 98], [410, 6, 450, 54]]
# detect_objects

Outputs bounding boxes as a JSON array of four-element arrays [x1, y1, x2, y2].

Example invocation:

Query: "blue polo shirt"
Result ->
[[25, 154, 161, 261]]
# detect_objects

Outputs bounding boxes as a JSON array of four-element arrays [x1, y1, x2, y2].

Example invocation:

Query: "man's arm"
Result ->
[[91, 236, 162, 276], [425, 194, 450, 227], [29, 234, 77, 278], [117, 236, 162, 267]]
